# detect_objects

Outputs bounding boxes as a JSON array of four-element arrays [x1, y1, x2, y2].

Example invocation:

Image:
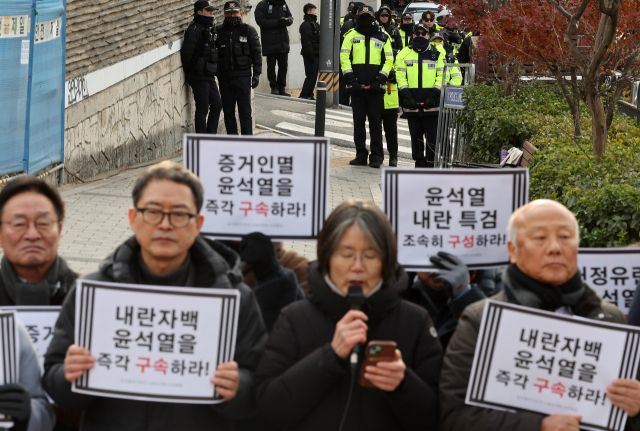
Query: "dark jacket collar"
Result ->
[[98, 235, 243, 288], [306, 261, 408, 325]]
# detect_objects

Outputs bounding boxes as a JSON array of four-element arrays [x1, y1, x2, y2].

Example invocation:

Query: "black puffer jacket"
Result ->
[[216, 22, 263, 78], [255, 0, 293, 55], [299, 14, 320, 56], [254, 262, 442, 431], [43, 236, 268, 431], [181, 18, 218, 82]]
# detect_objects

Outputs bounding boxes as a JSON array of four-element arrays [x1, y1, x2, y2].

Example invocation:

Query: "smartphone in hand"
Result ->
[[359, 341, 397, 388]]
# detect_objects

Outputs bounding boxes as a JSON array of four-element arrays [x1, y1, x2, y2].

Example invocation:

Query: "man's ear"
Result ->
[[507, 240, 517, 264]]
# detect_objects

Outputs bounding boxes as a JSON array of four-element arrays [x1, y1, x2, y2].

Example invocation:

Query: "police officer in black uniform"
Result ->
[[216, 0, 262, 135], [181, 0, 222, 134]]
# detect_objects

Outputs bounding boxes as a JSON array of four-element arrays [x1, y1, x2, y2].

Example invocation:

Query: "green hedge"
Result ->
[[459, 84, 640, 247]]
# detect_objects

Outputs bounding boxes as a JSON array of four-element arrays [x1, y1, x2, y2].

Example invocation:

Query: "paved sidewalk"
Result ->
[[26, 130, 413, 276]]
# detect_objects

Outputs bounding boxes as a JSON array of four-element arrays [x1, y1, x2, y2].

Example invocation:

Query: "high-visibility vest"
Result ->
[[395, 44, 444, 113], [433, 43, 462, 85], [340, 27, 394, 85]]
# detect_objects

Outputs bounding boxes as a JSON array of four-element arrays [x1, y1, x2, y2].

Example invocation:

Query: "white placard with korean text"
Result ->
[[183, 134, 330, 241], [72, 279, 240, 404], [467, 300, 640, 431], [382, 168, 529, 271], [578, 248, 640, 317], [0, 310, 19, 427], [0, 15, 29, 38], [2, 307, 60, 375]]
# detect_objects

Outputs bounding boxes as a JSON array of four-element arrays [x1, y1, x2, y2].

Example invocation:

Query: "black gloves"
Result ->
[[350, 81, 364, 95], [423, 96, 437, 109], [347, 76, 363, 95], [369, 81, 386, 94], [401, 91, 418, 109], [375, 73, 387, 86], [279, 17, 293, 27], [239, 232, 280, 282], [388, 69, 397, 84], [0, 383, 31, 424], [251, 75, 260, 89], [429, 252, 471, 299]]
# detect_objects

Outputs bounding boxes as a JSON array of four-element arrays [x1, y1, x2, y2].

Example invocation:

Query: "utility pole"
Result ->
[[318, 0, 337, 107], [332, 0, 341, 107]]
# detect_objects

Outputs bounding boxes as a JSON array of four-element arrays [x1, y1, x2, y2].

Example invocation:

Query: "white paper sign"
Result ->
[[467, 300, 640, 431], [578, 248, 640, 316], [382, 168, 529, 270], [34, 18, 62, 44], [183, 134, 330, 241], [0, 15, 29, 38], [0, 310, 19, 428], [72, 279, 240, 404], [2, 307, 60, 375], [20, 40, 29, 65]]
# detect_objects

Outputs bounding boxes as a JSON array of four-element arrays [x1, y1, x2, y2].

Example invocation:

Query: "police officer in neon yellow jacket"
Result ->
[[377, 4, 401, 167], [398, 12, 414, 49], [431, 32, 463, 86], [395, 24, 444, 167], [341, 4, 394, 168]]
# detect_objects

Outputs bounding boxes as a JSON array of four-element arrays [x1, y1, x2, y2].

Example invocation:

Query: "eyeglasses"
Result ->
[[425, 18, 434, 22], [0, 215, 59, 234], [332, 251, 382, 268], [135, 208, 197, 228], [415, 31, 428, 36], [380, 14, 390, 17]]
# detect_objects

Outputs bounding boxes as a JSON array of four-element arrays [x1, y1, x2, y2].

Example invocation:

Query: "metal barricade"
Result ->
[[434, 63, 475, 169]]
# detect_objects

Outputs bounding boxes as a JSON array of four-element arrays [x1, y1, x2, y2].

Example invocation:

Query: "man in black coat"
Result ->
[[255, 0, 293, 96], [0, 177, 77, 307], [181, 0, 223, 134], [42, 161, 268, 431], [0, 176, 80, 431], [298, 3, 319, 100], [216, 0, 262, 135]]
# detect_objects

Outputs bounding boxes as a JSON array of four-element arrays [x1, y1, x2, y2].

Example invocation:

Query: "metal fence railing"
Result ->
[[434, 63, 475, 169], [0, 0, 66, 176]]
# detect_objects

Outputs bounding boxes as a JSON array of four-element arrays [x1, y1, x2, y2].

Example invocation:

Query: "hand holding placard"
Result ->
[[607, 379, 640, 417], [64, 345, 95, 383], [541, 414, 581, 431], [211, 361, 239, 402]]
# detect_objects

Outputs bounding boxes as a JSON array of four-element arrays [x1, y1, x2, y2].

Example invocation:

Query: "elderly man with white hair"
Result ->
[[439, 199, 640, 431]]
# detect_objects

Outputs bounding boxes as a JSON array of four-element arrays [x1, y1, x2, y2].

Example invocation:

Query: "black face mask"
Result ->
[[356, 15, 375, 35], [224, 16, 242, 28], [411, 36, 430, 52], [195, 13, 215, 27], [400, 22, 414, 33]]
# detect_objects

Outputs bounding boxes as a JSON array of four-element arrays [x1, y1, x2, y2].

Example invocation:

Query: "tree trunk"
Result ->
[[584, 83, 608, 158]]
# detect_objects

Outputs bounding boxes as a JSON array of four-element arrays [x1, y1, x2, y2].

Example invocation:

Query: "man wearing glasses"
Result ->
[[43, 161, 268, 431]]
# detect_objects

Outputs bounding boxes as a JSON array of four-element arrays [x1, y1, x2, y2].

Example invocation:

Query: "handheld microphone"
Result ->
[[346, 285, 365, 366]]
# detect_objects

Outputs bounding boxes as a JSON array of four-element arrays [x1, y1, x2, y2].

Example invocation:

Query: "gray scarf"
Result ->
[[0, 255, 69, 305]]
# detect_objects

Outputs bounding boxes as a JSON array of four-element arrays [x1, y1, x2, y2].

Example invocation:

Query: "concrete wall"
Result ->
[[63, 51, 196, 182]]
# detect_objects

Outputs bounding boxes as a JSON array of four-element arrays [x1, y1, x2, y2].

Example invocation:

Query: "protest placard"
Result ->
[[0, 310, 19, 427], [72, 279, 240, 404], [467, 300, 640, 431], [183, 134, 330, 241], [578, 248, 640, 316], [3, 307, 60, 375], [382, 168, 529, 270]]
